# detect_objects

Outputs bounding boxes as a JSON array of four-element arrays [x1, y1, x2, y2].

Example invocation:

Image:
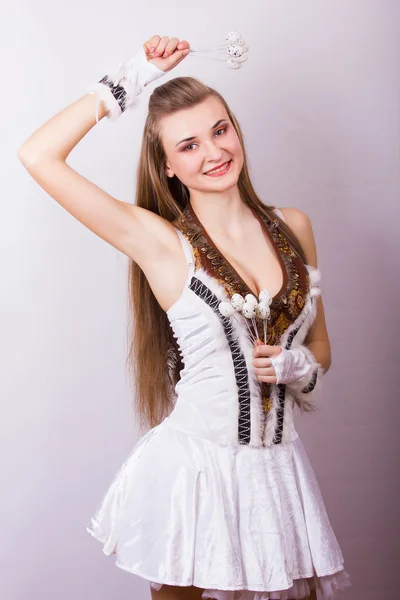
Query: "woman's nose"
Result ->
[[204, 140, 224, 161]]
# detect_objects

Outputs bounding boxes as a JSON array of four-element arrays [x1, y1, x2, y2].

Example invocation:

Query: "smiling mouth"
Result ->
[[204, 160, 232, 176]]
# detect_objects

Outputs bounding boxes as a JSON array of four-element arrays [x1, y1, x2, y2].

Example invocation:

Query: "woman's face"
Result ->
[[160, 95, 244, 193]]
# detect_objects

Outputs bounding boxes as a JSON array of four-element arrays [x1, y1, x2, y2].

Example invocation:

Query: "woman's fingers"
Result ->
[[253, 356, 276, 382], [144, 34, 161, 55], [253, 344, 283, 358], [252, 346, 281, 383], [152, 35, 170, 57], [163, 47, 190, 71], [144, 35, 190, 71], [178, 39, 190, 50], [254, 366, 275, 374], [163, 37, 180, 57], [253, 357, 273, 368], [254, 366, 275, 375], [146, 35, 190, 58]]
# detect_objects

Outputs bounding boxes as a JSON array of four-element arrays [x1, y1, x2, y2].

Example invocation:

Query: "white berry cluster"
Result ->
[[224, 31, 249, 70], [218, 289, 273, 344]]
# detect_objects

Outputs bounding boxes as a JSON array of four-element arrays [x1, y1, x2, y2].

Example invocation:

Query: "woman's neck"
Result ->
[[188, 187, 253, 238]]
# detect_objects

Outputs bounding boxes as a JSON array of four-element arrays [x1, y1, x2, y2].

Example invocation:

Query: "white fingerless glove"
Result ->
[[268, 266, 324, 410], [270, 344, 321, 393], [88, 47, 165, 122]]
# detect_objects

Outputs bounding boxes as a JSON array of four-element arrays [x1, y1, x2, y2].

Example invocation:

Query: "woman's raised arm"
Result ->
[[17, 93, 148, 259], [17, 36, 190, 266]]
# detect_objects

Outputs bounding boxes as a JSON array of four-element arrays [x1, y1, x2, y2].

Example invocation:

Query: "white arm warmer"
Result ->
[[269, 344, 322, 393], [88, 47, 165, 122]]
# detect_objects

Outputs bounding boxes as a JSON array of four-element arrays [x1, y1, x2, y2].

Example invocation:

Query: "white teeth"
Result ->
[[206, 161, 230, 175]]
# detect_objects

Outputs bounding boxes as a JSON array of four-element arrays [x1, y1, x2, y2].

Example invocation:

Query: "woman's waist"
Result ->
[[166, 392, 298, 448]]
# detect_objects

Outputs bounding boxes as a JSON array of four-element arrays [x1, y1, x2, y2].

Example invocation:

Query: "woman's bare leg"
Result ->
[[307, 586, 317, 600], [150, 584, 205, 600], [181, 587, 205, 600], [150, 584, 182, 600]]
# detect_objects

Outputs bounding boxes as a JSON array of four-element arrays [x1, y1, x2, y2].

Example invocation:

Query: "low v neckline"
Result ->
[[187, 202, 288, 302]]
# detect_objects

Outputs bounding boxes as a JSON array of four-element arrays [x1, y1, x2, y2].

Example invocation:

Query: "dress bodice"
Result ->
[[165, 203, 314, 448]]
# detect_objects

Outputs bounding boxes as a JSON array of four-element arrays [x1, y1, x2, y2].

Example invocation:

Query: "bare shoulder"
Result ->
[[279, 207, 312, 233], [279, 207, 318, 268]]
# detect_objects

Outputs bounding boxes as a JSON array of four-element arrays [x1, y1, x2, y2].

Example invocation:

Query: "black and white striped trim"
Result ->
[[302, 369, 318, 393], [189, 277, 251, 444], [273, 326, 298, 445], [98, 75, 128, 113], [273, 326, 319, 444]]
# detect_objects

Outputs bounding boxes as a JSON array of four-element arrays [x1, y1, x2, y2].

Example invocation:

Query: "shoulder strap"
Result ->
[[273, 207, 286, 223], [173, 227, 195, 272]]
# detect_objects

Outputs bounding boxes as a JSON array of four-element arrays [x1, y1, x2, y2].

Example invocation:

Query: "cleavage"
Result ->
[[211, 226, 284, 299]]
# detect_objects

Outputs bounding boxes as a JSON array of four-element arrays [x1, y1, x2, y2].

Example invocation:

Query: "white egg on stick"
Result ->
[[218, 301, 254, 337], [259, 289, 273, 306], [231, 293, 245, 311], [245, 293, 258, 307], [188, 31, 249, 69]]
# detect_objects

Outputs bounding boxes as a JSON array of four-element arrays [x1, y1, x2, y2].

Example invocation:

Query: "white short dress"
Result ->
[[86, 205, 352, 600]]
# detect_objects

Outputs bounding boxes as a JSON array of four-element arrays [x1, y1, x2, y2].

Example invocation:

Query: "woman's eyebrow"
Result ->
[[175, 119, 228, 147]]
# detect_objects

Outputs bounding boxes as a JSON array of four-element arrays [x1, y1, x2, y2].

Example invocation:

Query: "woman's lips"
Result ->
[[204, 160, 232, 177]]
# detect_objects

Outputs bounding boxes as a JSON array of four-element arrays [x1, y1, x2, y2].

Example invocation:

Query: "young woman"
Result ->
[[18, 34, 351, 600]]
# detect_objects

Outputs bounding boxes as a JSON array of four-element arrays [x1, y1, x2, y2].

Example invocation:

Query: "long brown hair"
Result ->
[[126, 76, 307, 433]]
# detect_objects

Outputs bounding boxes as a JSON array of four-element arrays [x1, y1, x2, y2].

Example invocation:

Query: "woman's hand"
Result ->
[[252, 340, 282, 384], [143, 35, 190, 72], [253, 339, 320, 387]]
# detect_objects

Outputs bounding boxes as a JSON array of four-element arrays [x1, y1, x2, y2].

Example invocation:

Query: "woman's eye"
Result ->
[[183, 128, 226, 151]]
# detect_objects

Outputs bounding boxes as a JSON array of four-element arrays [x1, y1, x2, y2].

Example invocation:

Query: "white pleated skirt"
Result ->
[[86, 417, 351, 600]]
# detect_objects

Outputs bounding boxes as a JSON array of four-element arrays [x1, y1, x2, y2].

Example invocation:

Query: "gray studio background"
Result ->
[[2, 1, 399, 599]]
